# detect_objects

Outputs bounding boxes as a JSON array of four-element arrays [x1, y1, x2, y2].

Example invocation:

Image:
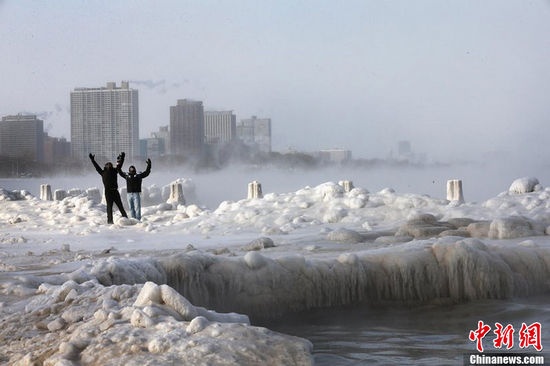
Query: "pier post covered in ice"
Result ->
[[446, 179, 464, 203], [168, 182, 186, 205], [40, 184, 52, 201], [86, 188, 101, 204], [54, 189, 67, 201], [68, 188, 83, 197], [248, 181, 263, 199], [340, 180, 354, 193]]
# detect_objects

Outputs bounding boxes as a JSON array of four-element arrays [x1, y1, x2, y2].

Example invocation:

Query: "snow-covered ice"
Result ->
[[1, 172, 550, 365]]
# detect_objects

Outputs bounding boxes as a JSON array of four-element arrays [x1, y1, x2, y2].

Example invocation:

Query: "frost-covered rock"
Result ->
[[396, 213, 454, 238], [243, 237, 276, 251], [488, 216, 545, 239], [326, 228, 364, 244], [466, 221, 491, 238], [509, 177, 541, 194]]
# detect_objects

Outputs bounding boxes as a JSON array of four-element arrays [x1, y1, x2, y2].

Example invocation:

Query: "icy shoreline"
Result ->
[[2, 177, 550, 364]]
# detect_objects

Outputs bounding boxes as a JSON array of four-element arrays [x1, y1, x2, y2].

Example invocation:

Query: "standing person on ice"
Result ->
[[89, 153, 128, 224], [117, 152, 151, 221]]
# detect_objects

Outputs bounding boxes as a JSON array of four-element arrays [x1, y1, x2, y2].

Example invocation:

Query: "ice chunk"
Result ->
[[186, 315, 209, 334], [488, 216, 544, 239], [243, 251, 268, 269], [160, 284, 199, 320], [134, 281, 162, 306], [326, 228, 364, 243], [243, 237, 275, 251], [509, 177, 541, 194]]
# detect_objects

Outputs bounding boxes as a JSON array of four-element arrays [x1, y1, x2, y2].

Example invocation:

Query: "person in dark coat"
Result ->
[[117, 153, 151, 220], [89, 153, 128, 224]]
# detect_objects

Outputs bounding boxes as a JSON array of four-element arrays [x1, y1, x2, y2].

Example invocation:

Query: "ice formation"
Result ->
[[509, 177, 541, 194], [79, 238, 550, 322], [2, 176, 550, 364], [1, 278, 311, 365]]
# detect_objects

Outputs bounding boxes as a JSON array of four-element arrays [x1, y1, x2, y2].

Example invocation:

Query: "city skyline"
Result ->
[[1, 1, 549, 162], [0, 89, 277, 164]]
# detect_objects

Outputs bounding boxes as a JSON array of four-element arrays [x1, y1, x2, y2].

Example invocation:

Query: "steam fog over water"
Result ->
[[2, 160, 548, 209]]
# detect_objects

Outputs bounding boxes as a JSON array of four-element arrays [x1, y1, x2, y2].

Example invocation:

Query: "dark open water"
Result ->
[[269, 298, 550, 365]]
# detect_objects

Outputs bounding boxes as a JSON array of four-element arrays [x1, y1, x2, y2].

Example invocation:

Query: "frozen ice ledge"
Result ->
[[87, 237, 550, 322]]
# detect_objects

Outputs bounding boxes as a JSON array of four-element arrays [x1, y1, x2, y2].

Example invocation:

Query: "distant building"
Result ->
[[140, 137, 165, 158], [204, 110, 236, 145], [44, 135, 71, 164], [151, 126, 170, 153], [318, 149, 352, 164], [398, 140, 412, 157], [237, 116, 271, 153], [0, 114, 44, 162], [70, 81, 139, 161], [170, 99, 204, 156]]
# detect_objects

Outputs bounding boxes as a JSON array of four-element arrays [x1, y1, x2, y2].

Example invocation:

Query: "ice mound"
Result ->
[[509, 177, 541, 194], [1, 279, 312, 365], [0, 188, 32, 201]]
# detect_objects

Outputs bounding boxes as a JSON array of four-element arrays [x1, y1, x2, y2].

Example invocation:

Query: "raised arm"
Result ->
[[116, 152, 125, 173], [89, 153, 102, 175], [118, 168, 128, 179], [140, 158, 152, 178]]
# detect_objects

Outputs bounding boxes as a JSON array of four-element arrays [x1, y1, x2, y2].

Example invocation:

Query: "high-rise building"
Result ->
[[169, 99, 204, 156], [140, 137, 165, 158], [70, 81, 139, 161], [44, 135, 71, 164], [318, 148, 352, 164], [204, 110, 236, 144], [237, 116, 272, 153], [142, 125, 169, 158], [0, 114, 44, 161]]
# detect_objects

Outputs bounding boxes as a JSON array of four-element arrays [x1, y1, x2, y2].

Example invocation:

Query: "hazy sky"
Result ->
[[1, 0, 549, 161]]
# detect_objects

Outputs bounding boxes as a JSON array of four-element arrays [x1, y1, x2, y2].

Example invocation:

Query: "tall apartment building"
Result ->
[[0, 114, 44, 161], [237, 116, 272, 153], [204, 110, 236, 144], [44, 135, 71, 164], [170, 99, 204, 156], [70, 81, 139, 161]]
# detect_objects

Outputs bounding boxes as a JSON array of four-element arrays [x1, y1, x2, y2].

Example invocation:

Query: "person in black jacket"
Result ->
[[117, 152, 151, 220], [89, 153, 128, 224]]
